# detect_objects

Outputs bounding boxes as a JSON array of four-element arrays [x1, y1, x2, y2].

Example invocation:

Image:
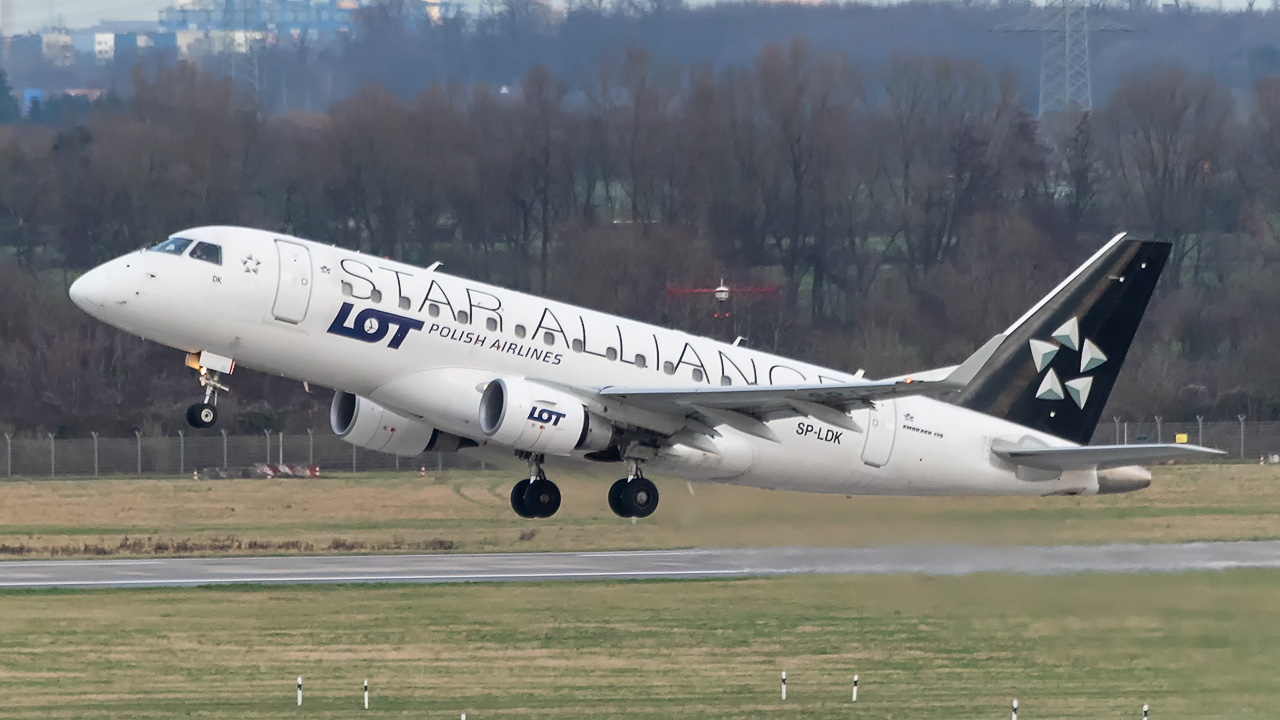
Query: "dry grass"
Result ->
[[0, 462, 1277, 558], [1, 572, 1278, 718]]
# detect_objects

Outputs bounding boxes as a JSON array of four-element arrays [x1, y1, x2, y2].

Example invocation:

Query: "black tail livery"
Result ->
[[956, 234, 1171, 445]]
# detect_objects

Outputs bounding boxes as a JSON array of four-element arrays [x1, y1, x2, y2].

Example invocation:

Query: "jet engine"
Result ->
[[479, 378, 616, 455], [331, 391, 474, 456]]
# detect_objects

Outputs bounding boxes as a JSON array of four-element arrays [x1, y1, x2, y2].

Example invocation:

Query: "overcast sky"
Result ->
[[6, 0, 1261, 36]]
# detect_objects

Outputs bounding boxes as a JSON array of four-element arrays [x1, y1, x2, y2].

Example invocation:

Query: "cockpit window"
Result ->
[[150, 237, 193, 255], [190, 242, 222, 265]]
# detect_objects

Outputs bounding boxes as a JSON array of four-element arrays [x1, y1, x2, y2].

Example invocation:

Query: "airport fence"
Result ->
[[1088, 419, 1280, 461], [0, 430, 490, 478], [1, 420, 1278, 479]]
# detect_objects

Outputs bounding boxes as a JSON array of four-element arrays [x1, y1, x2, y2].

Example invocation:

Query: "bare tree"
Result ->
[[1098, 66, 1235, 289]]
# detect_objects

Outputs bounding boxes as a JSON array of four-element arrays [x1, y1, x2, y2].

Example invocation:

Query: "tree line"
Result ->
[[1, 43, 1278, 437]]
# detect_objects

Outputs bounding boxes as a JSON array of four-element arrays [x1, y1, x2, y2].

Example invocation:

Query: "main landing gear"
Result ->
[[186, 360, 231, 429], [608, 460, 659, 519], [508, 453, 660, 519], [510, 453, 562, 519]]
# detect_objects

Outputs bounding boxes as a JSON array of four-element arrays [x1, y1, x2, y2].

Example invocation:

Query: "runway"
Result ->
[[2, 541, 1280, 589]]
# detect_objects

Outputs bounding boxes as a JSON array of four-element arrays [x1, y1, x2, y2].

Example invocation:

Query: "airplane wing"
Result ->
[[994, 443, 1226, 471], [600, 376, 956, 410], [576, 334, 1007, 437]]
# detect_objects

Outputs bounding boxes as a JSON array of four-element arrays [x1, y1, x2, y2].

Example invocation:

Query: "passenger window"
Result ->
[[189, 242, 222, 265], [634, 354, 646, 369], [663, 361, 676, 375], [692, 368, 704, 382], [150, 237, 193, 255]]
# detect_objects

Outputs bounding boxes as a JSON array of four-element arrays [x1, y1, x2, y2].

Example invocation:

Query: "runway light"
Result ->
[[852, 674, 858, 702], [297, 676, 303, 707], [781, 670, 786, 701]]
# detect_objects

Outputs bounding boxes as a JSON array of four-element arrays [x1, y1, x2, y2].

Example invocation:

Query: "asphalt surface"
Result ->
[[2, 541, 1280, 589]]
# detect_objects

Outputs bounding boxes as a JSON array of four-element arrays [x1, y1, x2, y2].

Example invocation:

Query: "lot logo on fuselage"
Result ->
[[528, 406, 566, 426], [327, 302, 425, 349]]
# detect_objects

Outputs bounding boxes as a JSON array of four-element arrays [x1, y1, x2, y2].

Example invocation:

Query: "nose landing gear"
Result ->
[[185, 352, 234, 429], [186, 400, 218, 429]]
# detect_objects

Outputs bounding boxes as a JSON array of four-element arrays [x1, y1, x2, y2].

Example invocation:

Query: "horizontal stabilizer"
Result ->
[[994, 443, 1225, 471]]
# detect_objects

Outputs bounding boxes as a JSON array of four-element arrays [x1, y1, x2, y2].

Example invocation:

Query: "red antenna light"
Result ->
[[665, 281, 779, 301]]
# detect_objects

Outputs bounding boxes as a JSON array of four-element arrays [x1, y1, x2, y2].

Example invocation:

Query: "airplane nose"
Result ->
[[69, 268, 108, 312]]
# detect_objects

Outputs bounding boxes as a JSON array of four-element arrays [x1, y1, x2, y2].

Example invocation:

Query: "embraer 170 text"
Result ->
[[69, 228, 1224, 519]]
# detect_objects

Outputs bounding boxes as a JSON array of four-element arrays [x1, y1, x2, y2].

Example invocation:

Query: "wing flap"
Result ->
[[598, 334, 1006, 416], [599, 377, 953, 409], [995, 443, 1225, 471]]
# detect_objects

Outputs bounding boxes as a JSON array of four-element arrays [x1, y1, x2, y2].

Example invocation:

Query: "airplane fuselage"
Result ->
[[69, 226, 1122, 498]]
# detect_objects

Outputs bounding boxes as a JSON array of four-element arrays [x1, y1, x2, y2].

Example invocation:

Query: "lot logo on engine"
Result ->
[[528, 406, 566, 426], [327, 302, 425, 349]]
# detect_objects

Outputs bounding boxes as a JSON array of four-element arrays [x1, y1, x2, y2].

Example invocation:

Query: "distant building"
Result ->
[[94, 33, 115, 62], [21, 88, 42, 115], [158, 0, 363, 53], [8, 34, 43, 66], [41, 32, 74, 67]]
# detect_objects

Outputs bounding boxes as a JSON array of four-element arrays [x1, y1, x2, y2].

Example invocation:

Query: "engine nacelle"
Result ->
[[479, 378, 615, 455], [330, 391, 474, 457]]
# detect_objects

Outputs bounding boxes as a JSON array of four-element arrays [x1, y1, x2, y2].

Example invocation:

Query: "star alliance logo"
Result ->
[[1028, 316, 1107, 409]]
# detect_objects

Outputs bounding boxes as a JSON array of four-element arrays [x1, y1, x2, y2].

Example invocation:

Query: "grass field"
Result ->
[[1, 571, 1278, 718], [0, 462, 1278, 558]]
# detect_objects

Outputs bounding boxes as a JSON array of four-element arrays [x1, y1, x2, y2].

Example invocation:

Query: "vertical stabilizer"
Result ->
[[955, 234, 1170, 444]]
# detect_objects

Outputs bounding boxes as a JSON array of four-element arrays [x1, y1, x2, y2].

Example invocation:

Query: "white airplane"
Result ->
[[68, 227, 1222, 518]]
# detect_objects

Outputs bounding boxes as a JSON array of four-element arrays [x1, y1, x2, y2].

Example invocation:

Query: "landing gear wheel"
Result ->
[[186, 403, 217, 429], [523, 479, 562, 518], [614, 477, 659, 518], [608, 478, 631, 518], [510, 479, 535, 519]]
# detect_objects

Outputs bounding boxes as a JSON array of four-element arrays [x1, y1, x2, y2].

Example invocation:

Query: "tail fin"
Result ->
[[955, 233, 1171, 444]]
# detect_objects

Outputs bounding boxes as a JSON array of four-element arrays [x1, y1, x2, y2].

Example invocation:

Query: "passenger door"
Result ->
[[861, 399, 897, 467], [272, 239, 313, 324]]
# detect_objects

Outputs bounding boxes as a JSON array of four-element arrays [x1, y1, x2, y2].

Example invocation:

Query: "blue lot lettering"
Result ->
[[528, 406, 566, 426], [795, 422, 843, 444], [327, 302, 425, 349]]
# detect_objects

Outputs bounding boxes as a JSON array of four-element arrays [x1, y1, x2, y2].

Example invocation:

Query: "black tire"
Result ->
[[608, 478, 631, 518], [510, 479, 536, 518], [617, 477, 659, 518], [523, 479, 562, 518], [186, 403, 217, 429]]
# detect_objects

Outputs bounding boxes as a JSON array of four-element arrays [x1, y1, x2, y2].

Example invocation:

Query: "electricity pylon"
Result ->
[[998, 0, 1129, 117]]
